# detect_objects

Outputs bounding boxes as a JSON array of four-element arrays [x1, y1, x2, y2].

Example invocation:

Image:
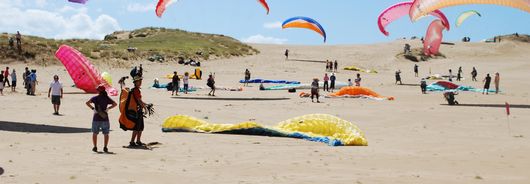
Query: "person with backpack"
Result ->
[[129, 76, 148, 147], [207, 73, 216, 96], [86, 86, 117, 153]]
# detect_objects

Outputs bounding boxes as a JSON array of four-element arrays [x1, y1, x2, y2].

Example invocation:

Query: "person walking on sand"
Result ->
[[334, 60, 338, 72], [86, 86, 117, 153], [48, 75, 63, 115], [420, 78, 427, 94], [4, 67, 10, 87], [395, 70, 402, 85], [483, 74, 492, 95], [330, 73, 336, 92], [494, 72, 500, 94], [330, 61, 334, 73], [207, 73, 216, 96], [10, 69, 16, 92], [171, 71, 179, 96], [244, 69, 251, 87], [414, 64, 419, 77], [284, 49, 289, 60], [323, 73, 329, 92], [471, 67, 478, 82], [355, 73, 362, 86], [311, 78, 320, 103], [183, 72, 190, 94], [129, 76, 148, 147], [325, 60, 330, 71]]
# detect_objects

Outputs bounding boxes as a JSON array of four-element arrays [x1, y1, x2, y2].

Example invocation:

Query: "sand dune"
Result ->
[[1, 40, 530, 183]]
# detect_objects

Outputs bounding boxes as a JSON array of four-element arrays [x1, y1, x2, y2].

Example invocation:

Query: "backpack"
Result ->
[[119, 88, 140, 131]]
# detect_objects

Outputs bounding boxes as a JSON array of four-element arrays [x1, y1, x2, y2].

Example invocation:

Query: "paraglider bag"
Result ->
[[119, 88, 140, 131]]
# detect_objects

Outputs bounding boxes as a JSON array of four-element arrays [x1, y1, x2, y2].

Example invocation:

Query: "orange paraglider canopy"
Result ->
[[328, 86, 394, 100]]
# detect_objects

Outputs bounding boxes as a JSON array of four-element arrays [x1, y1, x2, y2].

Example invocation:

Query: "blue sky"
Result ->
[[1, 0, 529, 45]]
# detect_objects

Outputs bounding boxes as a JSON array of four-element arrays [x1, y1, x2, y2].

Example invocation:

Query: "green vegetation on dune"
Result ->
[[0, 27, 258, 65]]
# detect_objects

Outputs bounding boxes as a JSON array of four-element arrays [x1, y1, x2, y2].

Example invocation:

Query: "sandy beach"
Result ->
[[1, 40, 530, 183]]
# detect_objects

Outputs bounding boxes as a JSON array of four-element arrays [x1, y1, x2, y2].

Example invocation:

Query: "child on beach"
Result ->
[[311, 78, 320, 103], [183, 72, 190, 94], [207, 73, 216, 96], [86, 86, 117, 153], [348, 79, 353, 86]]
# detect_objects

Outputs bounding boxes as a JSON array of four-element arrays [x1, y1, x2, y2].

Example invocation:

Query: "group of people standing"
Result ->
[[0, 66, 39, 96], [326, 60, 338, 72]]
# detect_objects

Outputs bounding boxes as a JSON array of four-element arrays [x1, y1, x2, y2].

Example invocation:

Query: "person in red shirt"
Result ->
[[4, 67, 10, 87], [129, 76, 148, 147]]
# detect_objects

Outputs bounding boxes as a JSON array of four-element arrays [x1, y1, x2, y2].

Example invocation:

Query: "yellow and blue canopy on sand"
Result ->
[[162, 114, 368, 146]]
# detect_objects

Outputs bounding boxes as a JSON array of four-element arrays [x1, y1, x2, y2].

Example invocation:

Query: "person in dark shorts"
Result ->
[[86, 86, 117, 153], [471, 67, 478, 82], [323, 73, 329, 92], [330, 73, 336, 92], [414, 64, 419, 77], [48, 75, 63, 115], [395, 70, 402, 85], [10, 69, 16, 92], [483, 74, 492, 95], [311, 78, 320, 103], [171, 71, 179, 96], [130, 76, 148, 147], [334, 60, 338, 72]]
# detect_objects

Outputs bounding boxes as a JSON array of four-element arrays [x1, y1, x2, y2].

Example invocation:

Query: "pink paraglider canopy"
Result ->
[[55, 45, 118, 96], [378, 1, 450, 36], [423, 19, 446, 56]]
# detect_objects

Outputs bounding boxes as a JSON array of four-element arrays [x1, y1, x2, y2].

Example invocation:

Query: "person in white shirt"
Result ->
[[48, 75, 63, 115]]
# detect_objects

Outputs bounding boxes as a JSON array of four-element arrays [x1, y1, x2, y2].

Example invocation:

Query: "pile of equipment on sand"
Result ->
[[427, 81, 496, 93], [151, 82, 198, 92], [343, 66, 378, 73], [325, 86, 394, 100], [162, 114, 368, 146], [239, 79, 300, 84]]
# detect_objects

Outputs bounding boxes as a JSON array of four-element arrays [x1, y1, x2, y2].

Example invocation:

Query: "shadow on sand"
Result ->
[[172, 96, 290, 101], [0, 121, 91, 133], [441, 104, 530, 109], [398, 83, 421, 87], [63, 92, 90, 95]]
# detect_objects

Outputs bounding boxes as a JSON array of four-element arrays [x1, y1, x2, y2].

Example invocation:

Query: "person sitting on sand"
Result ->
[[244, 69, 251, 87], [330, 73, 336, 92], [420, 78, 427, 94], [323, 73, 329, 92], [311, 78, 320, 103], [48, 75, 63, 115], [171, 71, 180, 96], [395, 70, 402, 85], [259, 82, 265, 90], [183, 72, 190, 94], [207, 73, 216, 96], [86, 86, 117, 153], [494, 73, 500, 94], [444, 91, 459, 105], [355, 73, 361, 87], [483, 74, 492, 95]]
